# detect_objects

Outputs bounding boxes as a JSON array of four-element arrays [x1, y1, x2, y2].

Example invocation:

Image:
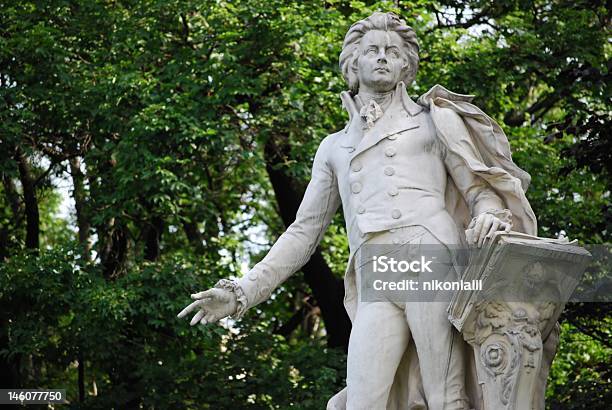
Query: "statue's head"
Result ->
[[340, 12, 419, 94]]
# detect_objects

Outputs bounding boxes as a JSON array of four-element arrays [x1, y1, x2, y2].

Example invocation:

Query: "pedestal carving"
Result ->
[[450, 232, 591, 410]]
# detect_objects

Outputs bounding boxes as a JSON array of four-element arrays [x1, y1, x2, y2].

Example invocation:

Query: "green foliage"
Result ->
[[0, 244, 345, 408], [0, 0, 609, 408], [547, 323, 611, 409]]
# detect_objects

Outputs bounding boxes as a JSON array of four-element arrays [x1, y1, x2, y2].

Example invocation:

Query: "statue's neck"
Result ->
[[356, 89, 394, 112]]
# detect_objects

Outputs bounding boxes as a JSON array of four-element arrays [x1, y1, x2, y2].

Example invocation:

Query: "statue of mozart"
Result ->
[[178, 12, 560, 410]]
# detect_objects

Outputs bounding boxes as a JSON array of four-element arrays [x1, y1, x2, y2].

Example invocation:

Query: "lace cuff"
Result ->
[[214, 279, 248, 319], [470, 208, 513, 227]]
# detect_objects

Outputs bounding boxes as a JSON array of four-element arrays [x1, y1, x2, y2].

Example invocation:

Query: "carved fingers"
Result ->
[[486, 218, 512, 239], [467, 213, 512, 248], [484, 217, 501, 244], [177, 288, 237, 326], [190, 309, 206, 326], [190, 289, 215, 300], [177, 299, 203, 319], [176, 299, 207, 326], [202, 312, 218, 325], [477, 213, 493, 248]]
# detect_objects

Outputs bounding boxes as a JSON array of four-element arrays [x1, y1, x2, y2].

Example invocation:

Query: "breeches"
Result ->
[[346, 226, 468, 410]]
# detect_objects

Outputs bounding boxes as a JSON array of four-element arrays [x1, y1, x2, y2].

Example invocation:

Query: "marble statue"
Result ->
[[178, 12, 581, 410]]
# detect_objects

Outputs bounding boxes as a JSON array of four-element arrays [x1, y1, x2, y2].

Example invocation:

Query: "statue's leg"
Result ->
[[346, 301, 411, 410], [406, 302, 468, 410], [404, 232, 469, 410]]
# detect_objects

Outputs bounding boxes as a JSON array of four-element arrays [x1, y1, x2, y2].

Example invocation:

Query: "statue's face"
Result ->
[[356, 30, 405, 93]]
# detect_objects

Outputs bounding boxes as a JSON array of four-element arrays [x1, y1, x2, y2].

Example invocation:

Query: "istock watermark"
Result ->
[[356, 243, 610, 304], [372, 279, 482, 292], [372, 255, 434, 273]]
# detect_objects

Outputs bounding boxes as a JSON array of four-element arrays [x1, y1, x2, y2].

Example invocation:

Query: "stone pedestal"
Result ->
[[449, 232, 591, 410]]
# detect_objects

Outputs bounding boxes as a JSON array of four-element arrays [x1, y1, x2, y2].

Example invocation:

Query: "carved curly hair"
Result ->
[[339, 12, 419, 92]]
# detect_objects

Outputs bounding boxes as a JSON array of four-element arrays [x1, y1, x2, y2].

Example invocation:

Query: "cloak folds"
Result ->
[[416, 84, 537, 237], [328, 85, 557, 410]]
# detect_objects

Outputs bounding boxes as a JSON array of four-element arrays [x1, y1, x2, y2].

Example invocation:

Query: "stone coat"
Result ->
[[234, 84, 535, 321]]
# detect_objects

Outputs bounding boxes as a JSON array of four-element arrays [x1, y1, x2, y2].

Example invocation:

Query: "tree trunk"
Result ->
[[183, 220, 205, 253], [264, 137, 351, 350], [143, 215, 163, 261], [275, 304, 309, 337], [0, 174, 22, 387], [78, 352, 85, 402], [2, 175, 21, 222], [69, 159, 90, 401], [69, 157, 91, 260], [100, 219, 128, 279], [15, 150, 39, 250], [0, 176, 20, 260], [0, 315, 20, 389]]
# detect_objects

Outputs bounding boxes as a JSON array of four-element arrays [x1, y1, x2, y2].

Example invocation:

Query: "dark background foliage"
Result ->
[[0, 0, 609, 408]]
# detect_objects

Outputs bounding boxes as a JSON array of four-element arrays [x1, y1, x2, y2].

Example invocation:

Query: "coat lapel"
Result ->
[[341, 83, 423, 162]]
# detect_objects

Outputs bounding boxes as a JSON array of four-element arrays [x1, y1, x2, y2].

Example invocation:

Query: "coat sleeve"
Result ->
[[440, 107, 512, 222], [227, 135, 341, 317]]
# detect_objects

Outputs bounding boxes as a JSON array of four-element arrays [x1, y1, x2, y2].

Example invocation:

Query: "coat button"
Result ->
[[357, 205, 366, 214], [388, 187, 399, 196], [392, 238, 401, 245], [384, 166, 395, 176], [392, 209, 402, 219], [260, 286, 271, 298], [387, 134, 398, 141], [351, 182, 362, 193], [351, 162, 362, 172], [385, 147, 396, 157]]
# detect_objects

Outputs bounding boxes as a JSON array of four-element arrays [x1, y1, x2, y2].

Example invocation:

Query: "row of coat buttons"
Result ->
[[386, 142, 399, 218], [351, 149, 396, 173], [350, 168, 396, 191], [351, 135, 400, 219], [356, 206, 401, 218], [387, 142, 400, 218], [350, 165, 396, 179]]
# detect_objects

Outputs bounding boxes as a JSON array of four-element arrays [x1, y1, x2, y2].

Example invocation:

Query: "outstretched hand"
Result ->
[[465, 213, 511, 248], [177, 288, 238, 326]]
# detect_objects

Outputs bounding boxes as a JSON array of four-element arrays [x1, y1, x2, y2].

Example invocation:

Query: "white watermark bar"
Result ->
[[357, 243, 607, 303], [0, 389, 67, 404]]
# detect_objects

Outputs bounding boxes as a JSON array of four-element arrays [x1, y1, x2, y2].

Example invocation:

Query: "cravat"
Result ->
[[360, 99, 384, 129]]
